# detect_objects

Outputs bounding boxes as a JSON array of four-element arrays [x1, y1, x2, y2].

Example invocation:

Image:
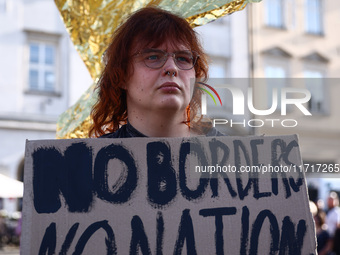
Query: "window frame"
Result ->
[[265, 0, 285, 29], [0, 0, 6, 13], [208, 56, 230, 79], [263, 57, 291, 111], [305, 0, 324, 36], [24, 31, 61, 96], [303, 65, 329, 115]]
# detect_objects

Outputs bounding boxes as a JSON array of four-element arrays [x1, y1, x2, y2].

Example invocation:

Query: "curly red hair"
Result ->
[[89, 6, 210, 137]]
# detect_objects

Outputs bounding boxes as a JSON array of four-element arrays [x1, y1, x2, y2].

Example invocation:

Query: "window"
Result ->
[[25, 30, 61, 94], [28, 42, 57, 92], [265, 65, 287, 110], [265, 0, 284, 28], [262, 47, 291, 111], [303, 70, 326, 113], [209, 63, 227, 78], [305, 0, 323, 35], [265, 66, 286, 78], [302, 52, 328, 114], [208, 57, 229, 78], [0, 0, 6, 13]]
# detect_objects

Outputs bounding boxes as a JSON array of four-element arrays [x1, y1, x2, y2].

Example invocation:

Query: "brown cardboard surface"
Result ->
[[21, 135, 316, 254]]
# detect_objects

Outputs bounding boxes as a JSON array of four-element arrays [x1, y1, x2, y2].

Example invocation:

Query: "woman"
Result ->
[[89, 6, 222, 138]]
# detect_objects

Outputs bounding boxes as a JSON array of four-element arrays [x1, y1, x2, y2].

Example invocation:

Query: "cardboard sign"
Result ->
[[22, 135, 316, 254]]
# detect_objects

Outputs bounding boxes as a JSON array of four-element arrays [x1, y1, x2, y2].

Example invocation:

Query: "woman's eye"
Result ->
[[147, 54, 159, 60], [177, 55, 192, 63], [144, 52, 164, 61]]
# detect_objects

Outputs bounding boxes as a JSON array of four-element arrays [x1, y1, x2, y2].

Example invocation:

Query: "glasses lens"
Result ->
[[141, 49, 166, 69], [139, 49, 198, 70], [174, 51, 195, 70]]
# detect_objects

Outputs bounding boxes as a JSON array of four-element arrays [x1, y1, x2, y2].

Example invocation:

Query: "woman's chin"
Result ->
[[156, 97, 187, 112]]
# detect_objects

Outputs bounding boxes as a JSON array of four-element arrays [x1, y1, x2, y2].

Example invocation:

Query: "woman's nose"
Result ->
[[162, 55, 178, 77]]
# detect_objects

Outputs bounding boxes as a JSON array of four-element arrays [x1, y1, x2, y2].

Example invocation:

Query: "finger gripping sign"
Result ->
[[21, 135, 317, 254]]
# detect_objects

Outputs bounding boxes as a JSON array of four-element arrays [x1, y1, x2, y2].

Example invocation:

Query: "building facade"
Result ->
[[0, 0, 92, 212], [250, 0, 340, 203]]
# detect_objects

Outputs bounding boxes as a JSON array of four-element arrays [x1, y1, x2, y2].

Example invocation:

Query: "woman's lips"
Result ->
[[158, 82, 181, 92]]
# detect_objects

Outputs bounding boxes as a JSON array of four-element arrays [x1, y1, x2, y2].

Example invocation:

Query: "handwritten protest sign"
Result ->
[[22, 135, 316, 254]]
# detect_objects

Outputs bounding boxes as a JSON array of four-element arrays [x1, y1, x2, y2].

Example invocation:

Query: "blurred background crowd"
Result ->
[[310, 192, 340, 255], [0, 209, 21, 250]]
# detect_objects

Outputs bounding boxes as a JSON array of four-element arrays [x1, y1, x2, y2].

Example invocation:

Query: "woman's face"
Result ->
[[125, 40, 196, 116]]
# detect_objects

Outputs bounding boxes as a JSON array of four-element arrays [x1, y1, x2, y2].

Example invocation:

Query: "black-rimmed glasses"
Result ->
[[135, 48, 199, 70]]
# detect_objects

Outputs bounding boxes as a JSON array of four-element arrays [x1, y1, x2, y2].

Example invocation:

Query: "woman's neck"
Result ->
[[127, 110, 191, 137]]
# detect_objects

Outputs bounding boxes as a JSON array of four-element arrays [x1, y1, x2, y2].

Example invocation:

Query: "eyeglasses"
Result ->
[[135, 48, 199, 70]]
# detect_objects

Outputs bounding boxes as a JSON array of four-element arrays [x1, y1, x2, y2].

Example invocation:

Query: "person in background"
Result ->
[[332, 227, 340, 255], [0, 211, 5, 249], [323, 192, 340, 255], [314, 210, 330, 255], [89, 7, 223, 138], [326, 191, 340, 238]]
